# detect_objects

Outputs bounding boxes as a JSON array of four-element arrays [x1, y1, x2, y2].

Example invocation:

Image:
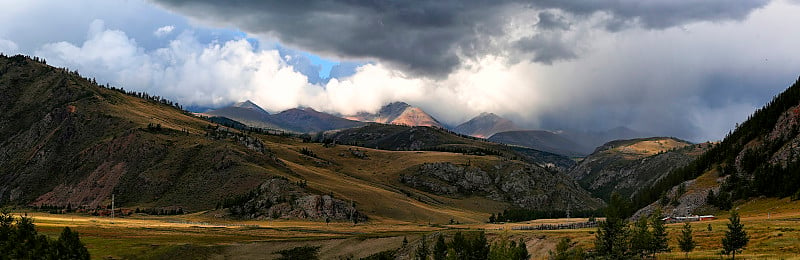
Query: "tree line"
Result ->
[[552, 193, 749, 259], [488, 207, 603, 223], [414, 231, 528, 260], [0, 212, 90, 259]]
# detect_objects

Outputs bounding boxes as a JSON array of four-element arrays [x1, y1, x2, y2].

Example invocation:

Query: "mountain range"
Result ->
[[202, 100, 649, 158], [201, 101, 365, 133]]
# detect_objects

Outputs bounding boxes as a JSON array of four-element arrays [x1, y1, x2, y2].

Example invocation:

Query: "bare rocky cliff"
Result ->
[[400, 161, 604, 211]]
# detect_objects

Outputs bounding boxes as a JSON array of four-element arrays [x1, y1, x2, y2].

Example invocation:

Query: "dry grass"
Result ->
[[608, 138, 690, 158], [18, 197, 800, 259], [257, 139, 510, 224]]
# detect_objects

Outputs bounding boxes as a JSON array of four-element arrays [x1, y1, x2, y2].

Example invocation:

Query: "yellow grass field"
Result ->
[[15, 197, 800, 259]]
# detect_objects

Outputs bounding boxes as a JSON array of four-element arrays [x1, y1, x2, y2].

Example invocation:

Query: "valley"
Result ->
[[2, 54, 800, 259]]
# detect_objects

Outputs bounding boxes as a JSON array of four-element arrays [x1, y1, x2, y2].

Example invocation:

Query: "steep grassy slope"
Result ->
[[567, 137, 706, 201], [0, 55, 288, 211]]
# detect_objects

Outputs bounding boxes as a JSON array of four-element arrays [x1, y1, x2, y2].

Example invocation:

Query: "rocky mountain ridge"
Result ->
[[345, 101, 444, 128]]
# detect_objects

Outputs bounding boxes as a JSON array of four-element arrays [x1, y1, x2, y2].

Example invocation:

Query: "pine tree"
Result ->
[[629, 217, 652, 258], [677, 222, 696, 259], [450, 232, 466, 259], [594, 193, 630, 258], [722, 210, 749, 259], [650, 210, 670, 256], [469, 231, 490, 259], [416, 234, 429, 260], [57, 227, 90, 260], [433, 235, 447, 260], [549, 237, 582, 260], [515, 238, 529, 260]]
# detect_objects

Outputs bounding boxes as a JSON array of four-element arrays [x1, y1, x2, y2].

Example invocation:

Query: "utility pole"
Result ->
[[566, 202, 571, 219], [111, 194, 115, 221]]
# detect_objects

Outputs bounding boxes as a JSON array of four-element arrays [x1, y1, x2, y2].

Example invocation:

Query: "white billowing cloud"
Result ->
[[25, 0, 800, 142], [0, 38, 18, 54], [36, 19, 321, 111], [153, 25, 175, 37]]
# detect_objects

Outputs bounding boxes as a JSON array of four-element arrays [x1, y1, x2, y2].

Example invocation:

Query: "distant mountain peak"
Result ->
[[386, 101, 410, 107], [347, 101, 443, 128], [472, 112, 504, 120], [232, 100, 268, 114], [454, 112, 517, 138]]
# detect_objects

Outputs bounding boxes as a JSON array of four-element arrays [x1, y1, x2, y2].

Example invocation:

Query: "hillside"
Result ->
[[0, 54, 600, 224], [0, 55, 291, 212], [632, 76, 800, 217], [200, 100, 278, 129], [567, 137, 707, 201], [268, 107, 365, 133], [324, 123, 577, 169], [345, 101, 444, 128], [453, 112, 518, 138], [203, 102, 364, 133], [489, 130, 593, 157]]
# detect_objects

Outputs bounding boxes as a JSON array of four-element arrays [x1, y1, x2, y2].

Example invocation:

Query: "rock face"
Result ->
[[227, 178, 366, 221], [346, 102, 444, 128], [454, 112, 518, 138], [567, 137, 706, 200], [400, 162, 604, 211]]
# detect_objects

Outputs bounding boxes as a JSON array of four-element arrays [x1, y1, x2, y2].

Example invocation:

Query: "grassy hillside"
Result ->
[[325, 123, 577, 169], [0, 54, 598, 225], [0, 54, 288, 211], [567, 137, 705, 201]]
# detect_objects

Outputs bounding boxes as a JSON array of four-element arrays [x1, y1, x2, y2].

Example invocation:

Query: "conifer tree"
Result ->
[[433, 235, 447, 260], [416, 234, 429, 260], [722, 210, 749, 259], [594, 193, 630, 258], [677, 222, 696, 260], [629, 217, 652, 258], [650, 210, 670, 256]]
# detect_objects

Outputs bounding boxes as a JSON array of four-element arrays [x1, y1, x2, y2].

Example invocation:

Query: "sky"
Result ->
[[1, 0, 800, 142]]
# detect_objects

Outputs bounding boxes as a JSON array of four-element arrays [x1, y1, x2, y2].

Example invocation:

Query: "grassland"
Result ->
[[16, 197, 800, 259]]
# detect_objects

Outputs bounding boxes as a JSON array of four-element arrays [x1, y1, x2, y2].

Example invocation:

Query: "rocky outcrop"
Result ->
[[400, 162, 604, 211], [227, 178, 367, 222]]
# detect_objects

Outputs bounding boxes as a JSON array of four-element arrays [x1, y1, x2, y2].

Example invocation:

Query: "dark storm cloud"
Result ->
[[536, 11, 571, 31], [534, 0, 771, 30], [151, 0, 770, 76], [515, 34, 577, 64]]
